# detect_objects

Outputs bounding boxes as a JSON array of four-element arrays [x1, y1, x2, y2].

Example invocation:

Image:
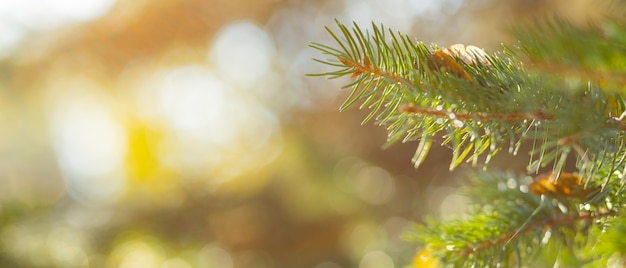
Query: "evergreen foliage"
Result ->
[[309, 4, 626, 267]]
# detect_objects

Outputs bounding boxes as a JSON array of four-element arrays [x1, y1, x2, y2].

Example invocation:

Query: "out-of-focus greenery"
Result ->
[[0, 0, 602, 267]]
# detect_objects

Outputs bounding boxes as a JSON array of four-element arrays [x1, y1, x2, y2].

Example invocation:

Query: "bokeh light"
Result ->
[[47, 78, 127, 205], [46, 227, 90, 267], [344, 0, 465, 32], [110, 239, 165, 268], [136, 63, 283, 185], [210, 22, 275, 89], [197, 244, 234, 268], [359, 250, 394, 268], [0, 0, 115, 57]]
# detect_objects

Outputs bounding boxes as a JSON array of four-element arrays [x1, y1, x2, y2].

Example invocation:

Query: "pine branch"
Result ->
[[310, 20, 626, 172], [407, 171, 622, 267]]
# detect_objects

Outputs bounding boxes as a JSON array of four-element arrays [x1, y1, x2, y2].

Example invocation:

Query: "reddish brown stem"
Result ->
[[459, 209, 614, 257], [399, 104, 553, 122], [338, 56, 407, 85]]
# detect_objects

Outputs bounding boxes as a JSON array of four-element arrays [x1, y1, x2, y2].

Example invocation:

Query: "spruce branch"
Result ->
[[310, 20, 626, 172], [407, 171, 621, 267]]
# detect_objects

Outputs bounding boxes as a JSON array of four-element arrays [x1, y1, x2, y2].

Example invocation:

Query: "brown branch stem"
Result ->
[[399, 104, 553, 122], [337, 56, 408, 85], [459, 209, 615, 257]]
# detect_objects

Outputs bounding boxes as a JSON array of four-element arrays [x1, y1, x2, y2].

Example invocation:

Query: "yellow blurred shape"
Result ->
[[413, 249, 439, 268], [125, 121, 161, 181], [123, 120, 183, 206]]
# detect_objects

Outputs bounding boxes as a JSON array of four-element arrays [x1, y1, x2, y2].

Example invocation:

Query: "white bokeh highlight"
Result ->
[[155, 66, 229, 141], [344, 0, 465, 32], [47, 79, 127, 205], [0, 0, 116, 57], [136, 62, 282, 182], [209, 21, 275, 89]]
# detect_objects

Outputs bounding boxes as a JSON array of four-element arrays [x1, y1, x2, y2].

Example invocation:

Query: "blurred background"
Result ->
[[0, 0, 601, 267]]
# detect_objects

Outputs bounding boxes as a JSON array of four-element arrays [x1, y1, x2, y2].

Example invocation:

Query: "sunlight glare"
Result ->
[[48, 80, 127, 204], [0, 0, 116, 28], [156, 65, 228, 141], [345, 0, 465, 32], [0, 0, 116, 56], [139, 64, 283, 184], [209, 21, 275, 88]]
